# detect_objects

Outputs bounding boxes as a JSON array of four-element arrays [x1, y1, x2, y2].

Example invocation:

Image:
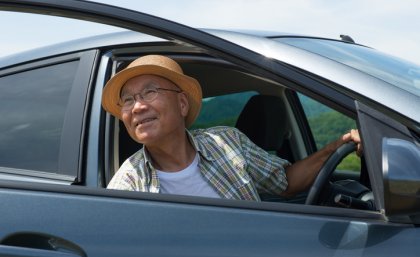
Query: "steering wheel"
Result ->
[[305, 142, 357, 205]]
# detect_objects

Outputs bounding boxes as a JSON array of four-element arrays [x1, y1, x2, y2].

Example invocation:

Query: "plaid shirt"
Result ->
[[107, 126, 289, 201]]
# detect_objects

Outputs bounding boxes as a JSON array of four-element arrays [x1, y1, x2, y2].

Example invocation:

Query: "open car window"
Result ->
[[111, 54, 372, 210]]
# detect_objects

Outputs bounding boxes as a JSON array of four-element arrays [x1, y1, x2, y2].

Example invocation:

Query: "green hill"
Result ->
[[308, 111, 356, 148], [298, 94, 332, 118]]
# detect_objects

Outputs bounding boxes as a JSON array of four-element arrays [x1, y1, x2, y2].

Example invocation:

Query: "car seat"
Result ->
[[235, 94, 294, 162]]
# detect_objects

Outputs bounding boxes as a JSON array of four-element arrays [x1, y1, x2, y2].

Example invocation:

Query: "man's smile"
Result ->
[[135, 116, 157, 127]]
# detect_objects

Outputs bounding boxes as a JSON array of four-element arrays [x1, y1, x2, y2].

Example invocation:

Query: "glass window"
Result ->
[[0, 61, 79, 172], [190, 91, 257, 129], [276, 37, 420, 97], [298, 93, 360, 171]]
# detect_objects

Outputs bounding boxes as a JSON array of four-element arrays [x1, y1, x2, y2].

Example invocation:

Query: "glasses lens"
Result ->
[[142, 88, 158, 102], [119, 95, 135, 110]]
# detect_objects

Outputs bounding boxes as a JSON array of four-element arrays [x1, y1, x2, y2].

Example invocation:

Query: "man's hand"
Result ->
[[340, 129, 362, 156], [281, 128, 363, 197]]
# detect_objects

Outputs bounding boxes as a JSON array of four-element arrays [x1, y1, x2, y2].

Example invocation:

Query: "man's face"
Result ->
[[120, 74, 189, 146]]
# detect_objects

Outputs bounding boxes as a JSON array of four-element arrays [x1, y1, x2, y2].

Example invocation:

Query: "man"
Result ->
[[102, 55, 361, 201]]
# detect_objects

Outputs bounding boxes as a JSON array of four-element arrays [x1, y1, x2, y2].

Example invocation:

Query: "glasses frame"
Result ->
[[118, 85, 183, 111]]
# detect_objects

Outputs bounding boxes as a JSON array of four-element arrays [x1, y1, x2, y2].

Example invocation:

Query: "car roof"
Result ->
[[0, 31, 164, 68], [0, 29, 351, 68]]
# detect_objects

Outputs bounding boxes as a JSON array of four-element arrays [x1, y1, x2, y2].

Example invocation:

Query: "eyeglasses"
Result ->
[[118, 84, 182, 111]]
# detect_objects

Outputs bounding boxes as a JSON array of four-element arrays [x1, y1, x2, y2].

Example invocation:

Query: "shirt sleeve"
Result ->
[[236, 128, 290, 195]]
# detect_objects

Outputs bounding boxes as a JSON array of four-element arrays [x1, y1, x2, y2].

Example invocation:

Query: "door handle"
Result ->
[[0, 232, 86, 257]]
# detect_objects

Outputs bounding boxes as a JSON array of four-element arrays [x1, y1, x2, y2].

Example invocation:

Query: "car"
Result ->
[[0, 0, 419, 256]]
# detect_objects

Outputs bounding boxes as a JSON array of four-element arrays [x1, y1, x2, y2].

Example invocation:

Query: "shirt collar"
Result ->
[[186, 129, 216, 161], [142, 146, 154, 171]]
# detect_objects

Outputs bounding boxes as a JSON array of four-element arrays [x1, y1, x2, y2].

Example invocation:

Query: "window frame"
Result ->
[[0, 50, 97, 184]]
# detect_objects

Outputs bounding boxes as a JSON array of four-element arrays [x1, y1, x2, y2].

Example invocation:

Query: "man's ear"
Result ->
[[179, 92, 189, 117]]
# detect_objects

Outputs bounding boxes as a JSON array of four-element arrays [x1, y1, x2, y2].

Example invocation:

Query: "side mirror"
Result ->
[[383, 138, 420, 222]]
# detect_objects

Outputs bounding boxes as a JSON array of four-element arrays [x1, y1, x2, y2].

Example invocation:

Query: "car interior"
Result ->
[[107, 52, 375, 210], [113, 54, 307, 165]]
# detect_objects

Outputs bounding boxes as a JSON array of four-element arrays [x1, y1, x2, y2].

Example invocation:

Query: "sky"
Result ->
[[0, 0, 419, 65]]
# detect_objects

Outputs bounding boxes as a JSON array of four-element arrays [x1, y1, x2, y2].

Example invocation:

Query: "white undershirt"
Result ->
[[156, 153, 221, 198]]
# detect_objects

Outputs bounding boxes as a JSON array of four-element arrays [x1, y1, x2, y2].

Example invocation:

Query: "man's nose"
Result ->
[[131, 96, 148, 111]]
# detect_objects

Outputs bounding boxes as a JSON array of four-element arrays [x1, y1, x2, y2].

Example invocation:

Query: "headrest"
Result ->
[[235, 95, 288, 151]]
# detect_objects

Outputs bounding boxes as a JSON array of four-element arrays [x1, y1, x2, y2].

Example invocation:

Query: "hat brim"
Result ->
[[102, 64, 202, 128]]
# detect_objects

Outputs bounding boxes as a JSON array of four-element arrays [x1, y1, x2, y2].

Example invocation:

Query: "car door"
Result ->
[[0, 1, 419, 257]]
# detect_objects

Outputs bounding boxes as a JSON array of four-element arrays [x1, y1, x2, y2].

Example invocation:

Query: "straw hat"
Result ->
[[101, 55, 202, 127]]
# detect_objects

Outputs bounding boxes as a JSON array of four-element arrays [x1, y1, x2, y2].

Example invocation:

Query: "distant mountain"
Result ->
[[308, 111, 356, 148], [298, 94, 356, 147], [298, 94, 332, 118]]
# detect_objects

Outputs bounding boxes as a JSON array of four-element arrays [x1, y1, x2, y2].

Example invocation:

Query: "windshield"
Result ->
[[274, 37, 420, 97]]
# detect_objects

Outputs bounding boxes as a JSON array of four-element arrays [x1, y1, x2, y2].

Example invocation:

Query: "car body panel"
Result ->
[[0, 182, 417, 257]]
